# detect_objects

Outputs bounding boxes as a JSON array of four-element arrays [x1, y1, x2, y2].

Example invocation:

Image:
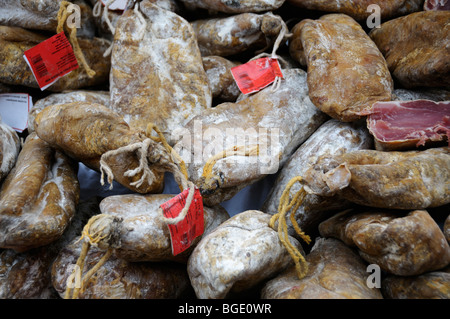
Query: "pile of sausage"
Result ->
[[0, 0, 448, 299]]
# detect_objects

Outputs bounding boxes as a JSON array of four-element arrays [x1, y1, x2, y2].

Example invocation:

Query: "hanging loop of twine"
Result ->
[[92, 1, 102, 17], [57, 1, 96, 78], [254, 12, 292, 60], [93, 0, 117, 57], [149, 124, 194, 225], [102, 0, 117, 35], [159, 179, 196, 225], [251, 12, 291, 92], [269, 176, 311, 280]]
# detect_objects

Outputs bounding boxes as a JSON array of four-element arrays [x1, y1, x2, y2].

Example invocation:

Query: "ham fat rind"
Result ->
[[363, 100, 450, 151]]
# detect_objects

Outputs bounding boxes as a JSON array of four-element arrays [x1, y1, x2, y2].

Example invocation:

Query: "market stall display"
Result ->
[[0, 0, 448, 300]]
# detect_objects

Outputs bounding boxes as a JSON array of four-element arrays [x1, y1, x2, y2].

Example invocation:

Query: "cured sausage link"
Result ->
[[302, 147, 450, 210], [34, 102, 165, 194]]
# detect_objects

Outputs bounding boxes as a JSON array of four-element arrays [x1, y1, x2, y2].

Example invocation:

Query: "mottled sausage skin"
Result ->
[[0, 134, 79, 252], [290, 14, 393, 122], [302, 147, 450, 210], [34, 102, 164, 194], [287, 0, 424, 21], [369, 11, 450, 89]]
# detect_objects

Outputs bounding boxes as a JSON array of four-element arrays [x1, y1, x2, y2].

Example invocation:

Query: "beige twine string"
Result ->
[[198, 145, 260, 196], [57, 1, 96, 78], [269, 176, 311, 280], [159, 174, 197, 225], [99, 138, 157, 190], [201, 145, 260, 182], [145, 123, 189, 187], [102, 0, 117, 34], [64, 214, 122, 299], [93, 0, 117, 57], [99, 123, 188, 192], [92, 0, 102, 17], [254, 12, 292, 60]]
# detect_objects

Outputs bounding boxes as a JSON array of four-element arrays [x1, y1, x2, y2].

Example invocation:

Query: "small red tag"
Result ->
[[23, 32, 79, 91], [160, 187, 204, 255], [231, 57, 283, 95]]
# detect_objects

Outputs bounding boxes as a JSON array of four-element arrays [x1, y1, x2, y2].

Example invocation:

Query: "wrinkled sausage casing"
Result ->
[[290, 14, 393, 122]]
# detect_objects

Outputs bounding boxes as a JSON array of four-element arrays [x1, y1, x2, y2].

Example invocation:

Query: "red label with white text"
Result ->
[[160, 187, 204, 256], [23, 32, 79, 91], [231, 57, 283, 95]]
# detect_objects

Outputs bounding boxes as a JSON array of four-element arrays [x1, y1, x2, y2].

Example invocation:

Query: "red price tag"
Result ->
[[23, 32, 79, 91], [231, 57, 283, 95], [160, 187, 204, 255]]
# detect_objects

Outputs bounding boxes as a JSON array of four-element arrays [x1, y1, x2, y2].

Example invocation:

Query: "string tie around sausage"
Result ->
[[64, 214, 122, 299], [93, 0, 116, 35], [251, 12, 292, 92], [99, 122, 188, 192], [99, 138, 156, 190], [270, 176, 312, 280], [199, 144, 259, 196], [99, 122, 192, 222], [57, 1, 96, 78], [93, 0, 116, 57]]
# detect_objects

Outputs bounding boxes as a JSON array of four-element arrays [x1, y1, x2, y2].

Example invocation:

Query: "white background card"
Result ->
[[0, 93, 32, 133]]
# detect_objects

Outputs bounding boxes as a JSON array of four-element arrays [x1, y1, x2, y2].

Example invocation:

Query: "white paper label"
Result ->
[[100, 0, 128, 10], [0, 93, 32, 133]]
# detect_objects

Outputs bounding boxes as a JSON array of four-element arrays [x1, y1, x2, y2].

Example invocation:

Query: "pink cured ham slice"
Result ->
[[424, 0, 450, 10], [362, 100, 450, 151]]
